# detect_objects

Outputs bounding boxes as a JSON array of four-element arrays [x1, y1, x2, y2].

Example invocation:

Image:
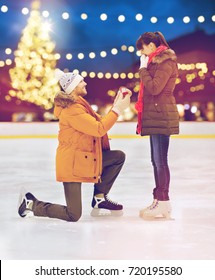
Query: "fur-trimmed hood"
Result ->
[[54, 91, 76, 118], [152, 49, 177, 64]]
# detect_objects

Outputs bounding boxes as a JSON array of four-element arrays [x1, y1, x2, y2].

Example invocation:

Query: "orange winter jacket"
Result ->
[[54, 96, 118, 183]]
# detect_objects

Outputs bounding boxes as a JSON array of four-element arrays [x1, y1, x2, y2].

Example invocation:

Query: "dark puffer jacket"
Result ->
[[139, 49, 179, 136]]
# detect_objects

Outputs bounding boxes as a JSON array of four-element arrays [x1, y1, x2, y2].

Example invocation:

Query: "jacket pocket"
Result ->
[[73, 151, 95, 177]]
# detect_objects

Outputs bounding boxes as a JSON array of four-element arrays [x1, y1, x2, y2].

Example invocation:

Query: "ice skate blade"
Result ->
[[18, 187, 28, 210], [90, 208, 123, 217], [139, 213, 174, 221], [22, 211, 34, 218]]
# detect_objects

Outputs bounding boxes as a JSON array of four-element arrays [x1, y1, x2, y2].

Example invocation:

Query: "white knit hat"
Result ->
[[54, 69, 83, 94]]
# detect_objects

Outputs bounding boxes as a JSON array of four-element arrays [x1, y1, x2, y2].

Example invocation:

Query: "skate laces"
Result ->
[[149, 201, 171, 212], [105, 195, 119, 205], [149, 200, 158, 210]]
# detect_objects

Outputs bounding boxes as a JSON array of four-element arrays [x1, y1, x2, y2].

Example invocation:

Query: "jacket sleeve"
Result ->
[[139, 60, 175, 95], [63, 105, 118, 137]]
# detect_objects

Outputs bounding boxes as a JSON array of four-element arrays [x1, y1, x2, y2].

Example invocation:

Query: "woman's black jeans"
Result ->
[[150, 134, 170, 201]]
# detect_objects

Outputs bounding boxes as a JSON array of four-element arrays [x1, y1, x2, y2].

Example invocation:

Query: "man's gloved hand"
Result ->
[[112, 91, 131, 116], [118, 86, 132, 98], [139, 54, 149, 69], [113, 87, 132, 105]]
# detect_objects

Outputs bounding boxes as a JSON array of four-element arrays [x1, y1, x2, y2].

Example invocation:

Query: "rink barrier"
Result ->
[[1, 134, 215, 139], [0, 122, 215, 139]]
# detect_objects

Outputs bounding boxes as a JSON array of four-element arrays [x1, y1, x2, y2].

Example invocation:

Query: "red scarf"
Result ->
[[135, 45, 168, 134]]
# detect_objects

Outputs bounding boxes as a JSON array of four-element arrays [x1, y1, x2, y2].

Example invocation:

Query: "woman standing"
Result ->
[[135, 31, 179, 219]]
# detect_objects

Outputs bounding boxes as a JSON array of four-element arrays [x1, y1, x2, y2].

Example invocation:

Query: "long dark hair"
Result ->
[[136, 31, 170, 50]]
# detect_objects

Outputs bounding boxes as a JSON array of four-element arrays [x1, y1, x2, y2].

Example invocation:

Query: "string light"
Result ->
[[183, 16, 190, 23], [22, 8, 29, 15], [42, 11, 50, 18], [81, 71, 87, 77], [5, 48, 12, 55], [62, 12, 69, 20], [118, 15, 125, 22], [105, 72, 111, 79], [135, 14, 143, 21], [167, 17, 174, 24], [111, 48, 118, 55], [100, 13, 108, 21], [77, 53, 84, 59], [81, 13, 88, 20], [1, 5, 8, 13], [128, 46, 135, 52], [150, 17, 158, 23], [113, 73, 119, 79], [66, 53, 72, 60], [121, 45, 127, 51], [5, 59, 12, 65], [100, 51, 107, 57], [89, 52, 96, 59], [89, 72, 96, 78], [97, 72, 104, 78], [198, 16, 205, 23]]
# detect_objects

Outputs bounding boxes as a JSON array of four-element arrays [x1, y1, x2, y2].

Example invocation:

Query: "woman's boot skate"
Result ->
[[139, 199, 157, 217], [140, 200, 173, 220]]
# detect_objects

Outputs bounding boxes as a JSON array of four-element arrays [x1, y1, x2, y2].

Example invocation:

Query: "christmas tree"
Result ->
[[9, 0, 60, 110]]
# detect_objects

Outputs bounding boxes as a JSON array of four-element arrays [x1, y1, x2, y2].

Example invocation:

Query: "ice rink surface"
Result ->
[[0, 123, 215, 260]]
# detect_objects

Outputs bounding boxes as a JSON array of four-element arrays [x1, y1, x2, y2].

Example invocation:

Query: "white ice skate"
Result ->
[[139, 199, 158, 217], [140, 200, 173, 221]]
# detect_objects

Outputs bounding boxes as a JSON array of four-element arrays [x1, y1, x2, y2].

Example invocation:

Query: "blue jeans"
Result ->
[[150, 134, 170, 201]]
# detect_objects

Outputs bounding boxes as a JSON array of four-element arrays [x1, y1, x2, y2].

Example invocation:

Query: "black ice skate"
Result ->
[[91, 194, 123, 217], [18, 191, 36, 218]]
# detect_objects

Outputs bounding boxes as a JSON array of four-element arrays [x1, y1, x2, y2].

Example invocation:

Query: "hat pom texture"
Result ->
[[54, 69, 65, 81]]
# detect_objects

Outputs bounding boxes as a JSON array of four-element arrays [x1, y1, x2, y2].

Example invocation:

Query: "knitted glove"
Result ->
[[112, 91, 131, 116], [113, 87, 132, 105], [118, 86, 132, 98], [139, 55, 149, 69]]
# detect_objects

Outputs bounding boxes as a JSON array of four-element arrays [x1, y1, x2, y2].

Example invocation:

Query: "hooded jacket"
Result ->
[[54, 96, 118, 183], [139, 48, 179, 136]]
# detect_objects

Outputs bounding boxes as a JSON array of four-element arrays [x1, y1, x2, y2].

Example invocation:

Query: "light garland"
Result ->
[[1, 43, 214, 70], [1, 4, 215, 23], [1, 4, 214, 69], [1, 45, 138, 61], [1, 47, 212, 80]]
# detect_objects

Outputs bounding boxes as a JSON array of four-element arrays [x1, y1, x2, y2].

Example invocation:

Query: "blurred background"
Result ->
[[0, 0, 215, 122]]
